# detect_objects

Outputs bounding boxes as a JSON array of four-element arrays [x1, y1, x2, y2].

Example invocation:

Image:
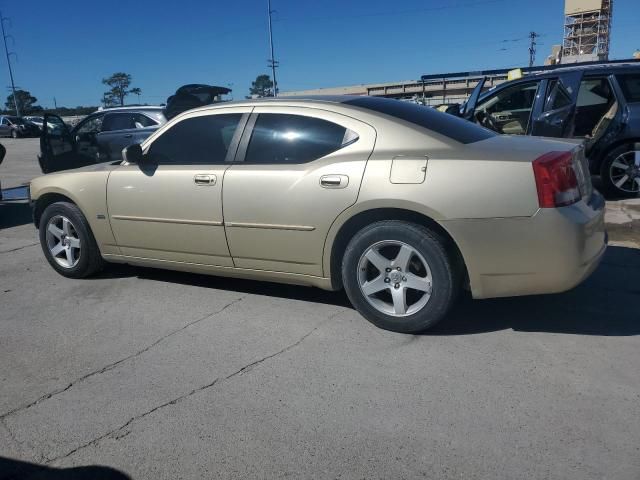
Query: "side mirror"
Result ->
[[122, 143, 143, 164]]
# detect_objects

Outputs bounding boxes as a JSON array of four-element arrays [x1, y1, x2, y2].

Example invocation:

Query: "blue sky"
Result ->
[[4, 0, 640, 108]]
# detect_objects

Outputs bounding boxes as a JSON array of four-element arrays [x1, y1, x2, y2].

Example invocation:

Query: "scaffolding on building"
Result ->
[[561, 0, 612, 64]]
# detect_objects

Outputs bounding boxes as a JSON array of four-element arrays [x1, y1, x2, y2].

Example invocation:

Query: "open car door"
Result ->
[[39, 114, 79, 174], [530, 70, 583, 138], [462, 77, 486, 121]]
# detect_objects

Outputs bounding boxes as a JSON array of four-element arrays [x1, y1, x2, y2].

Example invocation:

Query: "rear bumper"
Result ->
[[442, 192, 607, 299]]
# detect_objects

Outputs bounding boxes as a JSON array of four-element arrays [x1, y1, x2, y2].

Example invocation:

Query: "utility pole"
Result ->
[[0, 10, 19, 116], [528, 31, 539, 68], [53, 97, 58, 110], [267, 0, 279, 97]]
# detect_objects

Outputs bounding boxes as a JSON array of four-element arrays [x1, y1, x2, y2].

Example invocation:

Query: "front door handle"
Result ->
[[123, 134, 133, 138], [194, 174, 216, 186], [320, 174, 349, 189]]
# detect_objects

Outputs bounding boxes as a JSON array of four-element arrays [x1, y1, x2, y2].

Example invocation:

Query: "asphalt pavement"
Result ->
[[0, 138, 639, 480]]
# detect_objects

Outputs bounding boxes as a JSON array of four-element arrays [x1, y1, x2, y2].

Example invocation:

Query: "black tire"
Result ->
[[342, 220, 459, 334], [38, 201, 104, 278], [600, 144, 640, 198]]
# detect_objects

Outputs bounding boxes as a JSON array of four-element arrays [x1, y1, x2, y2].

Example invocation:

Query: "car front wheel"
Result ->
[[601, 144, 640, 197], [342, 220, 459, 333], [39, 202, 104, 278]]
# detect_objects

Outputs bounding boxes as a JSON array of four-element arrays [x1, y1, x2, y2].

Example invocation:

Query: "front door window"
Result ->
[[475, 81, 540, 135]]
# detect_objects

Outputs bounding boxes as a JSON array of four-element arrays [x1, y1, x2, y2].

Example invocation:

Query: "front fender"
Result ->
[[30, 171, 120, 255]]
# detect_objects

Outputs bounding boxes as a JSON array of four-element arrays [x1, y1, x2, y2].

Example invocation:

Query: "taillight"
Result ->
[[532, 151, 580, 208]]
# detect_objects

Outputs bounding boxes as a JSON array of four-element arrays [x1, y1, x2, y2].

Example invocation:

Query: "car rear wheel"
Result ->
[[342, 220, 459, 333], [601, 144, 640, 197], [39, 202, 104, 278]]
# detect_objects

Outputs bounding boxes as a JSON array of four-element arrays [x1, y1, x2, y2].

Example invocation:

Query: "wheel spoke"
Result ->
[[392, 245, 414, 271], [68, 237, 80, 248], [65, 247, 74, 266], [612, 160, 628, 171], [391, 287, 407, 315], [50, 243, 64, 257], [405, 273, 432, 292], [364, 249, 390, 272], [615, 174, 629, 188], [634, 177, 640, 191], [62, 218, 71, 235], [635, 151, 640, 167], [361, 275, 388, 296], [48, 223, 63, 239]]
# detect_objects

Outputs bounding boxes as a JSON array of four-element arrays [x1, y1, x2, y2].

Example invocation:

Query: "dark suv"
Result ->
[[39, 107, 166, 174], [461, 62, 640, 197]]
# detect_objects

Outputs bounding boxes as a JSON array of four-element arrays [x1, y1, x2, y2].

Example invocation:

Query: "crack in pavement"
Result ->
[[0, 242, 39, 254], [0, 297, 245, 421], [44, 313, 338, 465]]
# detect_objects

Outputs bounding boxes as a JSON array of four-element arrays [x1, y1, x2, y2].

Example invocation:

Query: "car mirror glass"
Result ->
[[122, 143, 143, 164]]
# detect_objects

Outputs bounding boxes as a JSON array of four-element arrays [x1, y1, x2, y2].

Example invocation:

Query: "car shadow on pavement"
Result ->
[[97, 245, 639, 337], [431, 245, 640, 336], [0, 200, 32, 229], [0, 456, 131, 480]]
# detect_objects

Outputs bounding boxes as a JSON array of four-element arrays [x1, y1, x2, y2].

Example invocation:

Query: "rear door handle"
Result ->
[[194, 174, 216, 186], [320, 174, 349, 189], [123, 134, 133, 138]]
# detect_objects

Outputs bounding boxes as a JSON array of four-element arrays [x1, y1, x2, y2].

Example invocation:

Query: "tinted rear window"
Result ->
[[344, 97, 496, 144], [617, 73, 640, 103]]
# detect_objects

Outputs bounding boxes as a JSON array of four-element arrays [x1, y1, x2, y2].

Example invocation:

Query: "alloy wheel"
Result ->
[[609, 150, 640, 194], [45, 215, 81, 268], [357, 240, 433, 317]]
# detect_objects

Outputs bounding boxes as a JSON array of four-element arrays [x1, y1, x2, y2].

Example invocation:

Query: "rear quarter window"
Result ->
[[616, 74, 640, 103], [345, 97, 496, 144]]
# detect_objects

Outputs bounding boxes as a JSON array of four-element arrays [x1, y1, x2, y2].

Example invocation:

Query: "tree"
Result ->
[[130, 87, 142, 104], [102, 72, 140, 106], [249, 74, 274, 98], [5, 90, 40, 114]]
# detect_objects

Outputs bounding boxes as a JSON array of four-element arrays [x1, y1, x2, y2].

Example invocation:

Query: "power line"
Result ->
[[0, 10, 19, 116]]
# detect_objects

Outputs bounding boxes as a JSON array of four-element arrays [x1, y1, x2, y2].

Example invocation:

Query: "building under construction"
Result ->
[[561, 0, 612, 63]]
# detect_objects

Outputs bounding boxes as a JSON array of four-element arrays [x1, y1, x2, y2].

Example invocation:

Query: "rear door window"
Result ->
[[102, 113, 137, 132], [244, 114, 356, 164], [133, 113, 158, 127], [616, 74, 640, 103]]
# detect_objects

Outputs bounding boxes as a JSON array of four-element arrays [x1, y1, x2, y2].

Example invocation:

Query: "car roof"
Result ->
[[527, 62, 640, 78], [96, 106, 164, 113]]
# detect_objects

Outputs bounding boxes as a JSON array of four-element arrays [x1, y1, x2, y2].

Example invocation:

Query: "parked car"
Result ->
[[458, 62, 640, 197], [0, 115, 40, 138], [29, 97, 605, 333], [24, 115, 53, 133], [38, 106, 167, 173]]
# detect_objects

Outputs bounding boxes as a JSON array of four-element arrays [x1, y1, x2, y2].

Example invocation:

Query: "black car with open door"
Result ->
[[38, 107, 166, 174], [460, 62, 640, 197], [38, 85, 233, 174]]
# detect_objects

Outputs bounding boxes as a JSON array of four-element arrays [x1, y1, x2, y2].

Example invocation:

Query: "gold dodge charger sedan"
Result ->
[[30, 97, 606, 333]]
